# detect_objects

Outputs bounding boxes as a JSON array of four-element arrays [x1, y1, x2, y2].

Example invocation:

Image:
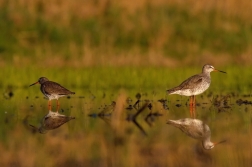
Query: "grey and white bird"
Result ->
[[167, 64, 226, 110]]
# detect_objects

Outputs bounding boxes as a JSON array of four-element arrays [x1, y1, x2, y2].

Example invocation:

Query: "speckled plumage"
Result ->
[[30, 77, 75, 99], [167, 64, 225, 96], [167, 65, 226, 117], [30, 77, 75, 110]]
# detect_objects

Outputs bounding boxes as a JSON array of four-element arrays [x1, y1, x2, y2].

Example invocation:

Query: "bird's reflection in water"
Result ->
[[167, 118, 226, 150], [30, 110, 75, 134]]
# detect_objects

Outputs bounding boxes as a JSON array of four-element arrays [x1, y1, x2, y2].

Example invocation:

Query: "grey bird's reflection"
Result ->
[[30, 110, 75, 134], [167, 118, 226, 150]]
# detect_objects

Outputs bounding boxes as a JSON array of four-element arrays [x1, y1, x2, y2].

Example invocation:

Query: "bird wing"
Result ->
[[176, 74, 204, 90], [43, 82, 74, 95], [167, 74, 204, 93]]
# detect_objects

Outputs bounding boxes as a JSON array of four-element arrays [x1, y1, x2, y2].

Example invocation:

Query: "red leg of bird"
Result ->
[[189, 96, 193, 117], [192, 95, 196, 118], [193, 95, 196, 107], [48, 100, 51, 111]]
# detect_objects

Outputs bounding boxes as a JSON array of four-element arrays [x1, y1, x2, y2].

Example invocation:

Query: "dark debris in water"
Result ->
[[126, 102, 149, 136], [158, 99, 166, 103], [157, 99, 169, 110], [147, 103, 152, 110], [88, 101, 116, 125], [243, 94, 252, 98], [176, 104, 182, 107], [3, 85, 14, 99], [196, 103, 201, 107], [125, 97, 163, 135], [145, 111, 163, 127], [126, 104, 134, 110], [3, 91, 14, 99], [212, 95, 231, 112], [135, 93, 141, 100], [236, 99, 252, 106]]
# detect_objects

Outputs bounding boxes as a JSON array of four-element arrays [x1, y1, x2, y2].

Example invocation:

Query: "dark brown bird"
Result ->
[[29, 77, 75, 110]]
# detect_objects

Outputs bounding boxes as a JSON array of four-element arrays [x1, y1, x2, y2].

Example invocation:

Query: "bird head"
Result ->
[[29, 77, 49, 86]]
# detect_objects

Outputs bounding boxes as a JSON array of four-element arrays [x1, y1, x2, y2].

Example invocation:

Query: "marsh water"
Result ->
[[1, 87, 252, 167]]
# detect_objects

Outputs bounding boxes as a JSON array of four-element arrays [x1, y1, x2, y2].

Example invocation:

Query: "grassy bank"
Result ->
[[1, 65, 251, 94]]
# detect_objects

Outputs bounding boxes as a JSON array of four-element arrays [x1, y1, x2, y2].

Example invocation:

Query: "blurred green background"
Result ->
[[1, 0, 252, 68]]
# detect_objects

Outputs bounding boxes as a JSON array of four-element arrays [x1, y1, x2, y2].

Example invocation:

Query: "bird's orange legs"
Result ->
[[189, 95, 196, 118], [48, 100, 60, 111], [192, 95, 196, 118], [48, 100, 52, 111]]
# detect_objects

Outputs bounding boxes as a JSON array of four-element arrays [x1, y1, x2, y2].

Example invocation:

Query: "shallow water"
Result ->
[[0, 88, 252, 167]]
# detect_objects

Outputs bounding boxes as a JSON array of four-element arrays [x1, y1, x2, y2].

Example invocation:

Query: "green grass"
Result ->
[[2, 65, 251, 93]]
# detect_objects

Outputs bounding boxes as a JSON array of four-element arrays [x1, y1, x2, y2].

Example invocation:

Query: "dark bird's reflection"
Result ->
[[167, 118, 226, 150], [30, 110, 75, 134]]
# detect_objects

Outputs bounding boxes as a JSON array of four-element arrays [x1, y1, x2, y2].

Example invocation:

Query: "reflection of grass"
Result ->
[[0, 89, 251, 166], [0, 66, 251, 166]]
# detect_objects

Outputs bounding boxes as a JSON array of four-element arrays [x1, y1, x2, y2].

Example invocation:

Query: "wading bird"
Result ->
[[167, 64, 226, 117], [29, 77, 75, 110]]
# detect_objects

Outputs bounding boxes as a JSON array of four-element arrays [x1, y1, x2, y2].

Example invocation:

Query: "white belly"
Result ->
[[171, 81, 210, 96], [45, 94, 66, 100]]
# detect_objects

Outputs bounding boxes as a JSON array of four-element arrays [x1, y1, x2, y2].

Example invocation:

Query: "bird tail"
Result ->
[[167, 89, 175, 95]]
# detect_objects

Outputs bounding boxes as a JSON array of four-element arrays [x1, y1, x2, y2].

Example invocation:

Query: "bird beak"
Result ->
[[29, 81, 39, 87], [214, 139, 227, 146], [214, 69, 226, 74], [166, 120, 177, 124]]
